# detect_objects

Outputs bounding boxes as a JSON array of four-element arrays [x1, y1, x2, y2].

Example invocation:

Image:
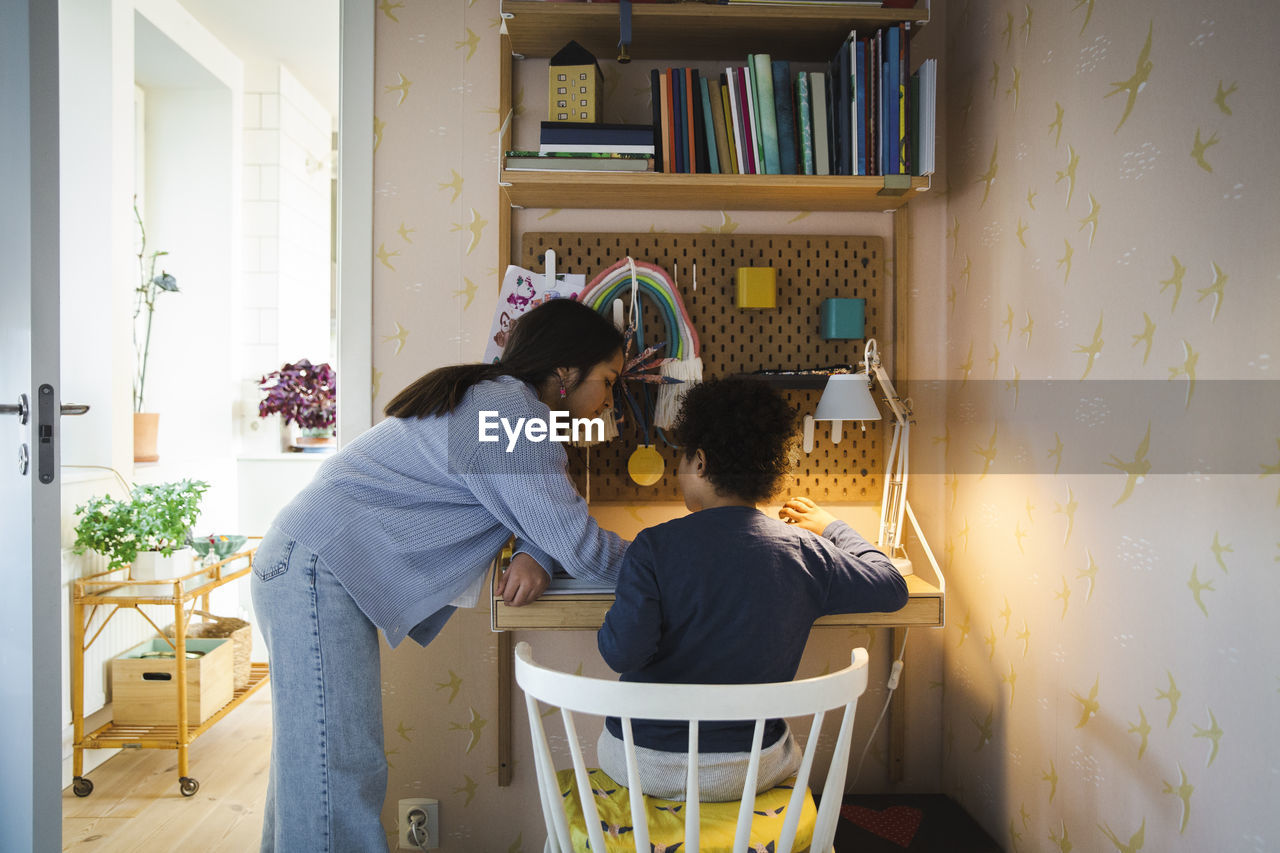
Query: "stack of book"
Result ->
[[504, 121, 656, 172], [648, 25, 935, 178]]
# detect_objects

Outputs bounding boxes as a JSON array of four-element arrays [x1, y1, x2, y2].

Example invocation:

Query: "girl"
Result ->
[[252, 299, 628, 851]]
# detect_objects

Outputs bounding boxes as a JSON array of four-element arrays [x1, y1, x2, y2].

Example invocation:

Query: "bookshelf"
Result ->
[[492, 1, 939, 788], [502, 170, 927, 212], [496, 1, 934, 262], [501, 2, 929, 61]]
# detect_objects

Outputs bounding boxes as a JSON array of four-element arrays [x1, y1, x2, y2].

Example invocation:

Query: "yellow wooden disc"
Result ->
[[627, 445, 665, 486]]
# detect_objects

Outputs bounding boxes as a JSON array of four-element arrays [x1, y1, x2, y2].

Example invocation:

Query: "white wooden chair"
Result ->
[[514, 641, 870, 853]]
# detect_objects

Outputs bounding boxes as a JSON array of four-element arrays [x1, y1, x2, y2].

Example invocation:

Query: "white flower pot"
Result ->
[[131, 548, 195, 581]]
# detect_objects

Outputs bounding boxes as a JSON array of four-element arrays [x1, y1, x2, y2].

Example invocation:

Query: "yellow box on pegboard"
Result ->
[[736, 267, 776, 308]]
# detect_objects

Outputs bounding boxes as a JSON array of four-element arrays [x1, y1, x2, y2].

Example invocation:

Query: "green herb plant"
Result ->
[[73, 479, 210, 571]]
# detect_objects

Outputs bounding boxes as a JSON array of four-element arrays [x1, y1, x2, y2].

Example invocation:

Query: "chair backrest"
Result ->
[[514, 641, 870, 853]]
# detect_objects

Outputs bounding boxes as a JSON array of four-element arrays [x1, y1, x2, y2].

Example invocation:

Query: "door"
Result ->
[[0, 1, 63, 850]]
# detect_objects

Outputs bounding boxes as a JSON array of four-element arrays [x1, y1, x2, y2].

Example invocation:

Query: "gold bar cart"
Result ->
[[70, 544, 270, 798]]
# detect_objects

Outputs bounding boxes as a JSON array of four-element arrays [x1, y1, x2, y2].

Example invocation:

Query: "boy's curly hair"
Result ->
[[671, 377, 798, 504]]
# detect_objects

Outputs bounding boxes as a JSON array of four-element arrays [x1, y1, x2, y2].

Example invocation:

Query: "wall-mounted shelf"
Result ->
[[500, 171, 929, 211], [501, 1, 928, 61]]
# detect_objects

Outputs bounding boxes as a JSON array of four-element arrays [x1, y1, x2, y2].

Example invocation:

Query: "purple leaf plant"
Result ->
[[258, 359, 336, 431]]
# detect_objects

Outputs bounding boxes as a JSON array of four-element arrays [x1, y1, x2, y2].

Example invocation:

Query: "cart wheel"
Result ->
[[72, 777, 93, 798], [179, 777, 200, 797]]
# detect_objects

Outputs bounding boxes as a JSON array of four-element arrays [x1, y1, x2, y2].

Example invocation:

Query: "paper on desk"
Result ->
[[540, 573, 616, 595]]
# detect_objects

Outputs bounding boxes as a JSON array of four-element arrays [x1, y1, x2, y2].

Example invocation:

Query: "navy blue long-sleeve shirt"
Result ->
[[597, 506, 908, 752]]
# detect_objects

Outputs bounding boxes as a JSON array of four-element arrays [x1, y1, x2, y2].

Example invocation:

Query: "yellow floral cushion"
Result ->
[[555, 768, 816, 853]]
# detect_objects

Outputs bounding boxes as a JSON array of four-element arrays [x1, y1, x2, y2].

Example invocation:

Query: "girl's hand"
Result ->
[[778, 496, 837, 536], [496, 552, 551, 606]]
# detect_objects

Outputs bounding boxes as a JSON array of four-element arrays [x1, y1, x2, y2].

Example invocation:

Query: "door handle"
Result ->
[[1, 394, 30, 424], [1, 396, 89, 420]]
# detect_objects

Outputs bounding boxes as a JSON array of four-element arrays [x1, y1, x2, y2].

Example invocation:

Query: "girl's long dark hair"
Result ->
[[384, 298, 624, 419]]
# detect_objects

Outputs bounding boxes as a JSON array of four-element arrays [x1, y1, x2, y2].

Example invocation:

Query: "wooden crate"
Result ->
[[110, 638, 233, 726]]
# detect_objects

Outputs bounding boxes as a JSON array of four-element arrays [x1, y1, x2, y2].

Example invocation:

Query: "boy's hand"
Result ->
[[779, 496, 838, 536], [496, 552, 550, 606]]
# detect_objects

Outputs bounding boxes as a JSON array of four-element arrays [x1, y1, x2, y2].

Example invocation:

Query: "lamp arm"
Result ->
[[870, 363, 910, 555]]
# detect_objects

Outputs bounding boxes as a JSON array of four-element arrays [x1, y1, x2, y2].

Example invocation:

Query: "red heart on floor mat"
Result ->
[[840, 805, 924, 848]]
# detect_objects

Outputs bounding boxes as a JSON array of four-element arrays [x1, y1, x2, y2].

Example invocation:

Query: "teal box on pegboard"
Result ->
[[821, 297, 866, 340]]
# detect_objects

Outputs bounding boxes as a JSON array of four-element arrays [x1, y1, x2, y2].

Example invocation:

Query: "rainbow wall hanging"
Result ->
[[578, 257, 702, 433]]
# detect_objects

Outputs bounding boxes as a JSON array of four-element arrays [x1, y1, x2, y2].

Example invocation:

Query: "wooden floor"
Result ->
[[62, 690, 271, 851]]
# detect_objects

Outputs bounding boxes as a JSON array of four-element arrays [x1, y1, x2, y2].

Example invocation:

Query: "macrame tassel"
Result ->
[[654, 356, 703, 429], [572, 404, 618, 447]]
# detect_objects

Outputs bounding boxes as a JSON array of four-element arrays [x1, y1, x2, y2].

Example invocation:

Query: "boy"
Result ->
[[596, 377, 908, 800]]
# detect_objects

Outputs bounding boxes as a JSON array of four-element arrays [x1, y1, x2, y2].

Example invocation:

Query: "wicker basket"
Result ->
[[166, 610, 252, 690]]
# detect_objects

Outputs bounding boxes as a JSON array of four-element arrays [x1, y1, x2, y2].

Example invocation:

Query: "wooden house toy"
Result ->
[[548, 40, 602, 123]]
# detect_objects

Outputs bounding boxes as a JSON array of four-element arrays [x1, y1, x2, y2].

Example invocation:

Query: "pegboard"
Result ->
[[522, 233, 887, 503]]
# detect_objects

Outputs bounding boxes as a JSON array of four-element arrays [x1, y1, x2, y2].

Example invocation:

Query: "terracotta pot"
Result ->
[[133, 412, 159, 462]]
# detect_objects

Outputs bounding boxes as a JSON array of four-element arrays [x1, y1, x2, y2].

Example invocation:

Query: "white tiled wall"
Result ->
[[236, 64, 333, 451]]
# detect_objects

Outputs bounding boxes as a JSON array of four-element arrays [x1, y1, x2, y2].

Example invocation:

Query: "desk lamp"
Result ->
[[813, 338, 914, 575]]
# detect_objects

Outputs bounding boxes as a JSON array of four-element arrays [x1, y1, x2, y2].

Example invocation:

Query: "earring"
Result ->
[[558, 376, 568, 399]]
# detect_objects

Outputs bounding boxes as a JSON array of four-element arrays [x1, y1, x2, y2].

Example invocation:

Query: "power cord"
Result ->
[[407, 807, 429, 850], [848, 628, 909, 790]]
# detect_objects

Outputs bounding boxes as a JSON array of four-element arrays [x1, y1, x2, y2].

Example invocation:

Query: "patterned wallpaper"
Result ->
[[370, 0, 1278, 850], [933, 1, 1280, 851]]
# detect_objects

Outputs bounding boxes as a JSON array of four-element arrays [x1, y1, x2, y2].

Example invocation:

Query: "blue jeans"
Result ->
[[251, 526, 390, 852]]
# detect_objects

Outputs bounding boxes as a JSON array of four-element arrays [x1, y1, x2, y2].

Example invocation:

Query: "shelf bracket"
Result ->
[[877, 174, 912, 197]]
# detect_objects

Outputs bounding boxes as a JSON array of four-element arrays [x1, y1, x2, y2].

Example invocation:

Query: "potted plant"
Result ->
[[133, 199, 180, 462], [73, 479, 209, 580], [258, 359, 337, 451]]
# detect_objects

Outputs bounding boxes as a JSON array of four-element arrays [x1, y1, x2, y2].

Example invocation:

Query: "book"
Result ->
[[725, 68, 746, 174], [899, 22, 910, 174], [539, 121, 653, 146], [672, 67, 686, 173], [664, 70, 677, 174], [886, 23, 900, 175], [699, 75, 721, 174], [830, 34, 851, 176], [649, 69, 664, 173], [689, 68, 706, 174], [742, 61, 763, 173], [848, 34, 859, 176], [810, 71, 830, 176], [720, 76, 738, 174], [504, 155, 654, 172], [506, 150, 651, 160], [665, 68, 675, 174], [795, 71, 814, 175], [538, 143, 654, 154], [772, 60, 797, 175], [855, 37, 867, 175], [916, 57, 937, 175], [708, 78, 732, 175], [751, 54, 780, 174]]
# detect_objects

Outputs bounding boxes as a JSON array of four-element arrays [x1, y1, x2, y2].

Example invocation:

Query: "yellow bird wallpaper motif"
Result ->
[[1189, 127, 1218, 173], [1103, 422, 1151, 506], [1130, 313, 1156, 365], [1127, 706, 1152, 759], [1105, 21, 1153, 133], [1099, 817, 1145, 853]]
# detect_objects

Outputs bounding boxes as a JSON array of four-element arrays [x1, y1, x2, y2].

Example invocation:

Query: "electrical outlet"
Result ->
[[398, 797, 440, 850]]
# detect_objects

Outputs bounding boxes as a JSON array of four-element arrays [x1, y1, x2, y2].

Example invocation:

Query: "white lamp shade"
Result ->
[[814, 373, 881, 421]]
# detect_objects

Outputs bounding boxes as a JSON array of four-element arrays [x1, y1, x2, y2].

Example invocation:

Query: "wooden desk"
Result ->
[[490, 570, 944, 786], [491, 572, 943, 631]]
